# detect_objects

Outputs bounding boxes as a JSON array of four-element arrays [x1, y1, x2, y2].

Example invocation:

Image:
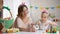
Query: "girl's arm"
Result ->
[[49, 22, 57, 26], [36, 20, 41, 25], [45, 21, 57, 26]]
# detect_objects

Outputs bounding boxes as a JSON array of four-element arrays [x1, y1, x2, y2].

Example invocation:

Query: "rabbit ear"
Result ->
[[21, 2, 25, 5], [42, 8, 48, 13]]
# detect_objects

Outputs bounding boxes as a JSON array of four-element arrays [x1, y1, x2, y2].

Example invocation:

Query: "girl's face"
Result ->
[[41, 13, 49, 21], [22, 7, 28, 17]]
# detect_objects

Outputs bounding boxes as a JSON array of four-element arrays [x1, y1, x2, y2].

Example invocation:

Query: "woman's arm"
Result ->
[[18, 27, 28, 32]]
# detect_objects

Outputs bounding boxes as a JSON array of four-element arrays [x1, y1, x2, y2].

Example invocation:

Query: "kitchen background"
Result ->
[[3, 0, 60, 23], [0, 0, 59, 33]]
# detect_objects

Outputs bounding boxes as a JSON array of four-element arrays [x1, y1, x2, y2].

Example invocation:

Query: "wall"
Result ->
[[3, 0, 30, 20], [3, 0, 60, 23], [3, 0, 13, 18], [30, 0, 60, 23], [13, 0, 30, 19]]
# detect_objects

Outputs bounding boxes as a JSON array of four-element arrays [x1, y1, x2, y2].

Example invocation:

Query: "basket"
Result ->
[[0, 6, 14, 29]]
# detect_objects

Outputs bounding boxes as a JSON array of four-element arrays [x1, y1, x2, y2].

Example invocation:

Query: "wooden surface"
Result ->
[[0, 0, 3, 32], [0, 0, 3, 10], [0, 23, 3, 32]]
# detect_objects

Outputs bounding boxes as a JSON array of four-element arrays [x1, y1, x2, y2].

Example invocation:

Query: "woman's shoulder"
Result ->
[[16, 17, 21, 19], [16, 17, 22, 22]]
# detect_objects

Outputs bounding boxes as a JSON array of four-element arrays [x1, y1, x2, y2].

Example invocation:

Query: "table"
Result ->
[[2, 22, 60, 34], [2, 30, 59, 34]]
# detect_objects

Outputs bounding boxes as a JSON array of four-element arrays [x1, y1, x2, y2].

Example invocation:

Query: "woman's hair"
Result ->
[[17, 4, 28, 17]]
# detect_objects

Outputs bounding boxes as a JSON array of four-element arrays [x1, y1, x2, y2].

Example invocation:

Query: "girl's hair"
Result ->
[[17, 4, 28, 17], [42, 11, 48, 14]]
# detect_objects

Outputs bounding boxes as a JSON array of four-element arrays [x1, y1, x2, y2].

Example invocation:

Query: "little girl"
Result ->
[[36, 9, 57, 30]]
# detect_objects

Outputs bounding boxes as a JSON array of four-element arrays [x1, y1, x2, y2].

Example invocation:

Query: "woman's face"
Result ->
[[22, 7, 28, 17], [41, 13, 49, 21]]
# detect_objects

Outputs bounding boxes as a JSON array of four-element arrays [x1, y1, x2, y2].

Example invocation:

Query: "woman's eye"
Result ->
[[43, 17, 47, 18]]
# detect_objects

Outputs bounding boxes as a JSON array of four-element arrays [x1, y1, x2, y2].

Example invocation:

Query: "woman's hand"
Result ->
[[28, 23, 37, 32]]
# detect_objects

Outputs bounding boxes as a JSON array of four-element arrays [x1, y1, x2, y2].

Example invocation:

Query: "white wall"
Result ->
[[3, 0, 30, 20], [30, 0, 60, 23], [13, 0, 30, 19], [3, 0, 60, 23], [3, 0, 13, 18]]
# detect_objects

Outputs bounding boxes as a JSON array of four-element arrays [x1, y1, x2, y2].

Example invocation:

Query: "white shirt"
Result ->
[[17, 16, 32, 29], [39, 20, 52, 30]]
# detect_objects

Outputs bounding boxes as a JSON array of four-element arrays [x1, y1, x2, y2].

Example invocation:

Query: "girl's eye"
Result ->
[[43, 17, 46, 18]]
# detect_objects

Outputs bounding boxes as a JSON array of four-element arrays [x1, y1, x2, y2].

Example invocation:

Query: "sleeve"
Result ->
[[28, 16, 33, 25], [30, 17, 33, 23], [17, 18, 23, 28]]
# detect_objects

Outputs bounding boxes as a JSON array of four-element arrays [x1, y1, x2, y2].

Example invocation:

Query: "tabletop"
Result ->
[[2, 30, 59, 34]]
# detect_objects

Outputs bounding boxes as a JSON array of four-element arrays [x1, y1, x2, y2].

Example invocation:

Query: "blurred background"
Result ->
[[3, 0, 60, 23], [3, 0, 60, 32]]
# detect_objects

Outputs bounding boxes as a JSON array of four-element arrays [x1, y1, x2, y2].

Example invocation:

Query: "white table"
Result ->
[[2, 30, 59, 34], [2, 22, 60, 34]]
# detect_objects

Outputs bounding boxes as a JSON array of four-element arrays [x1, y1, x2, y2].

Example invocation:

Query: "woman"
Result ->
[[13, 4, 36, 32]]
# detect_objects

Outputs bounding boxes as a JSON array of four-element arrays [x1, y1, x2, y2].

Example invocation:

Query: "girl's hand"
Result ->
[[36, 21, 41, 25], [50, 22, 57, 26], [53, 22, 57, 26]]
